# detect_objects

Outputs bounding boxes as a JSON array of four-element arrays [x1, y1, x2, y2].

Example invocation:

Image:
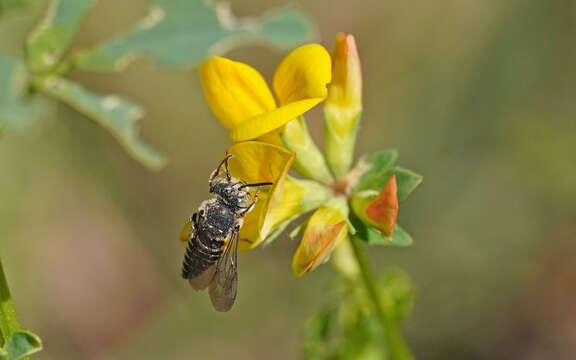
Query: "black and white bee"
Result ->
[[180, 154, 272, 312]]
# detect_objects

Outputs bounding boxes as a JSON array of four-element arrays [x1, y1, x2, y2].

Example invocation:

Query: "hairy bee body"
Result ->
[[180, 155, 272, 312], [181, 198, 239, 279]]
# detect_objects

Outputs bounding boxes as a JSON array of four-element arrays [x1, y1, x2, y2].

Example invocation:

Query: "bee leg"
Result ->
[[239, 189, 260, 216], [209, 154, 234, 186]]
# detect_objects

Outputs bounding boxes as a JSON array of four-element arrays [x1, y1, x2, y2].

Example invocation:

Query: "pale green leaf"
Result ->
[[37, 76, 166, 170], [26, 0, 96, 73], [0, 56, 38, 132], [2, 330, 42, 360], [76, 0, 314, 71]]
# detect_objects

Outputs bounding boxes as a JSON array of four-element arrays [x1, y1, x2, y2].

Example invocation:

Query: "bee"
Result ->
[[180, 154, 272, 312]]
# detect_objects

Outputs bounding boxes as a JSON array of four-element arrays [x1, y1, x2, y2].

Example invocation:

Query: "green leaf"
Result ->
[[351, 214, 413, 247], [76, 0, 315, 71], [353, 150, 397, 193], [37, 76, 167, 170], [394, 167, 422, 202], [0, 56, 38, 132], [2, 330, 42, 360], [26, 0, 97, 73]]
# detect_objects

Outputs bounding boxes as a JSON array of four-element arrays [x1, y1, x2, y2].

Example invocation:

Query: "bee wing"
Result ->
[[208, 227, 239, 312], [188, 263, 217, 291]]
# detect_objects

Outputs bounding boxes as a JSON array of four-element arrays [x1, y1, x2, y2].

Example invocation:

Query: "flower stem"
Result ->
[[348, 236, 414, 360], [0, 256, 21, 347]]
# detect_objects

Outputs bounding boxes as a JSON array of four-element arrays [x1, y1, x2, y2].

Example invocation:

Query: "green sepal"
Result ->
[[350, 213, 413, 247], [352, 151, 422, 202], [353, 150, 398, 193], [281, 117, 334, 184], [323, 109, 361, 180], [394, 167, 423, 202], [1, 330, 42, 360]]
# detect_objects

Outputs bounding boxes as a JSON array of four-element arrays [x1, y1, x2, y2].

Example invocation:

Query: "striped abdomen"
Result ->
[[181, 231, 225, 279]]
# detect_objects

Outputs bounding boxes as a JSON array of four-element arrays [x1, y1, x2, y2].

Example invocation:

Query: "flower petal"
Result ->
[[273, 44, 332, 105], [199, 56, 277, 129], [262, 176, 332, 243], [292, 204, 349, 277], [229, 97, 323, 141], [222, 141, 295, 251]]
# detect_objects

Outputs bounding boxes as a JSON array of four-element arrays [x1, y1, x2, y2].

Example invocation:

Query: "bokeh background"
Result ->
[[1, 0, 575, 358]]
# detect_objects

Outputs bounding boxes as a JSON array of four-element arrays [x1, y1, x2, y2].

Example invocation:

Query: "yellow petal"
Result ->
[[199, 56, 277, 129], [229, 97, 323, 142], [273, 44, 332, 105], [292, 204, 349, 277], [325, 33, 363, 132], [221, 141, 295, 251], [262, 176, 332, 241]]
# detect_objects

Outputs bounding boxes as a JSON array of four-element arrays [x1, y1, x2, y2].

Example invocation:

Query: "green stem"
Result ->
[[348, 236, 414, 360], [0, 256, 21, 347]]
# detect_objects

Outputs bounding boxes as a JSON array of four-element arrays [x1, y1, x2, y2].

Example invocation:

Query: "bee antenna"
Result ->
[[238, 182, 273, 190], [223, 154, 233, 181]]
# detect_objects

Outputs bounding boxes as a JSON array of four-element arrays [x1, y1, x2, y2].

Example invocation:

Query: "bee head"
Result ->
[[210, 180, 252, 209], [209, 155, 274, 211]]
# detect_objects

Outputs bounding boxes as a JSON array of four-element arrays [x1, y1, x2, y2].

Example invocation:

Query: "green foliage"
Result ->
[[0, 331, 42, 360], [302, 308, 337, 360], [393, 167, 422, 203], [349, 150, 421, 247], [302, 269, 414, 360], [353, 150, 398, 193], [0, 56, 38, 131], [1, 0, 314, 169], [26, 0, 96, 74], [37, 76, 166, 170], [379, 270, 414, 324], [352, 215, 413, 247], [77, 0, 314, 70]]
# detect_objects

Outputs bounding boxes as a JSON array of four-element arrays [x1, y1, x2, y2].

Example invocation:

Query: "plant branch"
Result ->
[[348, 236, 414, 360]]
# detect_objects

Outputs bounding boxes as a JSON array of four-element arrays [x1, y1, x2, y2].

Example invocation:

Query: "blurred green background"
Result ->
[[1, 0, 575, 358]]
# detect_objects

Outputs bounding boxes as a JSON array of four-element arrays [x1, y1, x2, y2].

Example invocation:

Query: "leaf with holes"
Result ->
[[76, 0, 314, 71], [37, 76, 166, 170], [26, 0, 97, 73]]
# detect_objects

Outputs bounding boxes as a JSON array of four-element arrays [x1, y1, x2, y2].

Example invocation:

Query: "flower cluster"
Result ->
[[196, 33, 422, 277]]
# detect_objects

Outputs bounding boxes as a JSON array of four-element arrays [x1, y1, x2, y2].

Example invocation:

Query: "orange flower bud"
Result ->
[[292, 204, 349, 277], [326, 33, 362, 114], [352, 175, 399, 237]]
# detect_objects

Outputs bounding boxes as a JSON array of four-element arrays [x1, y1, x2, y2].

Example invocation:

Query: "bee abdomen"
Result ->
[[181, 235, 225, 279]]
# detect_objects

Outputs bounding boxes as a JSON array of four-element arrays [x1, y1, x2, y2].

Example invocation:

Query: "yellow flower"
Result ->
[[220, 141, 295, 251], [199, 44, 332, 142]]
